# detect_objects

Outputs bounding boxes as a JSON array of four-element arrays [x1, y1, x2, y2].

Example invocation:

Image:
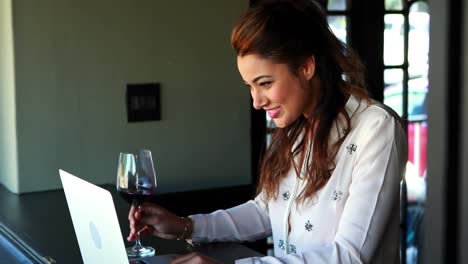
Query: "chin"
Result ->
[[273, 120, 288, 128], [273, 115, 300, 128]]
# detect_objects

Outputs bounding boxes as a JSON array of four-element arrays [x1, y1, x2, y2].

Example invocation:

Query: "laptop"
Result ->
[[60, 169, 180, 264], [59, 169, 130, 263], [60, 169, 263, 263]]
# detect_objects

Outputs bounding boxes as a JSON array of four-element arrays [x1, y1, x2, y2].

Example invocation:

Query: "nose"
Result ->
[[251, 89, 267, 110]]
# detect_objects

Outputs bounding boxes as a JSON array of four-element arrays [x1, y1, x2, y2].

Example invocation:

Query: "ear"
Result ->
[[301, 55, 316, 81]]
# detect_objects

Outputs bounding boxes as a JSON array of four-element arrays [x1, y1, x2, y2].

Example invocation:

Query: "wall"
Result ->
[[421, 0, 448, 263], [460, 0, 468, 262], [7, 0, 250, 193], [0, 0, 19, 193]]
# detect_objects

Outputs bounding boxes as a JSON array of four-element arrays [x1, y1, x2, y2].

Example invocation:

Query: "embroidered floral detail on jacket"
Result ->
[[332, 190, 343, 201], [346, 144, 357, 154], [282, 191, 291, 201], [278, 239, 285, 250], [289, 244, 297, 254], [305, 220, 313, 232]]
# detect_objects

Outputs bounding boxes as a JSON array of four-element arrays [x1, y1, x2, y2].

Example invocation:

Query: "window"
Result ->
[[327, 0, 349, 44], [383, 1, 429, 263]]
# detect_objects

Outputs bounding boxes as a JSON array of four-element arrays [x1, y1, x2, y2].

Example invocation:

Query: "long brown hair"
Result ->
[[231, 0, 369, 203]]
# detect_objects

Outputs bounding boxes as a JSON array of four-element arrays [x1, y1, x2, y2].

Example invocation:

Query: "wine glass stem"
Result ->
[[133, 235, 144, 250], [133, 203, 144, 250]]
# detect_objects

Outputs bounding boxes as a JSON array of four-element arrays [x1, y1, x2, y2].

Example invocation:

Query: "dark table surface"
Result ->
[[0, 184, 262, 263]]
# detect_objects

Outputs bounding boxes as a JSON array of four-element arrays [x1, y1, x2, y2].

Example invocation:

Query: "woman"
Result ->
[[128, 0, 407, 263]]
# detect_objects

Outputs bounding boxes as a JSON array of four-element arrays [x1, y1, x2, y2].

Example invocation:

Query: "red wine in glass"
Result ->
[[118, 190, 154, 205], [116, 149, 157, 259]]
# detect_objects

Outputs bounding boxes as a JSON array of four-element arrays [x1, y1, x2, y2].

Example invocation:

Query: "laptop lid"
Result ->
[[59, 169, 128, 264]]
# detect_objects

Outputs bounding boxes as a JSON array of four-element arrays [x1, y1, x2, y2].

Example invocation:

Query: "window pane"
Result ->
[[409, 2, 430, 79], [406, 5, 429, 264], [407, 121, 427, 180], [327, 0, 346, 11], [385, 0, 403, 11], [384, 71, 428, 120], [327, 16, 347, 44], [407, 77, 428, 121], [383, 69, 404, 116], [384, 14, 405, 66], [384, 68, 403, 86], [406, 119, 427, 263]]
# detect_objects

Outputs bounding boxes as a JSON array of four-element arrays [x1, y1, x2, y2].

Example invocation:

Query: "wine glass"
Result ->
[[116, 149, 157, 259]]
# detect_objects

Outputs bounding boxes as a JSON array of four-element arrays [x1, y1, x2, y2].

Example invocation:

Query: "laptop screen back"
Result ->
[[59, 169, 128, 264]]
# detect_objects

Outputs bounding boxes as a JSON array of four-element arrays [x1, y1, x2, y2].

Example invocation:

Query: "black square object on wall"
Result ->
[[126, 83, 161, 122]]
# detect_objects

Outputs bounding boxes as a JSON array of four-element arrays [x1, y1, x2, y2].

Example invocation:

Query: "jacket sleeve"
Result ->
[[236, 112, 407, 264], [189, 193, 272, 242]]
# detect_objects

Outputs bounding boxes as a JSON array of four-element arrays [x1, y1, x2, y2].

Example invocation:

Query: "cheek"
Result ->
[[269, 82, 293, 105], [274, 81, 306, 108], [270, 89, 289, 104]]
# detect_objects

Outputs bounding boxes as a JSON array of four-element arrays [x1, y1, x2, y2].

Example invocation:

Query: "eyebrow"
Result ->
[[244, 75, 272, 85]]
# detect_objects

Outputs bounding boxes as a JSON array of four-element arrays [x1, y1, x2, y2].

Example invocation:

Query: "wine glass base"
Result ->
[[126, 246, 155, 258]]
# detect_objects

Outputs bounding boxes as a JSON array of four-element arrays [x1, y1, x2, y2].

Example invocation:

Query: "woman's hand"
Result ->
[[170, 252, 221, 264], [127, 202, 187, 241]]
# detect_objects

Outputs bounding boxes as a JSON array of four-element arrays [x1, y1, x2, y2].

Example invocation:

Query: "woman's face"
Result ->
[[237, 53, 316, 128]]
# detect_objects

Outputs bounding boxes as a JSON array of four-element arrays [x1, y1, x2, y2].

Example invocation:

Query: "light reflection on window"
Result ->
[[328, 16, 348, 44], [327, 0, 347, 11], [384, 14, 405, 66], [385, 0, 403, 10]]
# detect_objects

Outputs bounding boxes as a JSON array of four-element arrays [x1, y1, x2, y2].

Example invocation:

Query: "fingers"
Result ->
[[135, 203, 169, 226], [128, 203, 141, 233], [128, 202, 183, 241], [127, 203, 146, 241], [127, 223, 155, 241], [138, 202, 164, 216], [127, 230, 138, 241], [127, 219, 140, 241], [128, 203, 137, 221], [128, 203, 164, 241], [135, 225, 154, 238], [129, 202, 161, 221]]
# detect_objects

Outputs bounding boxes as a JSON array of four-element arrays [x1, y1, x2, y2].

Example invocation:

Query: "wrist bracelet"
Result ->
[[177, 217, 193, 240]]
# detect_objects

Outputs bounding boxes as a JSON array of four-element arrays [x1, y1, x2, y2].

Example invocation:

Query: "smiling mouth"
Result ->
[[266, 107, 281, 119]]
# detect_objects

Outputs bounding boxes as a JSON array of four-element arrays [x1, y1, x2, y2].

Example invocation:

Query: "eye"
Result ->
[[259, 81, 272, 88]]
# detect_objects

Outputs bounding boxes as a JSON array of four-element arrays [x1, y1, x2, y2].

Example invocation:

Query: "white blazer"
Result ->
[[190, 95, 407, 263]]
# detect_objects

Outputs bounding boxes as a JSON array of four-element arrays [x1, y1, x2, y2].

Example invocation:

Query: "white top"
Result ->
[[190, 96, 407, 263]]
